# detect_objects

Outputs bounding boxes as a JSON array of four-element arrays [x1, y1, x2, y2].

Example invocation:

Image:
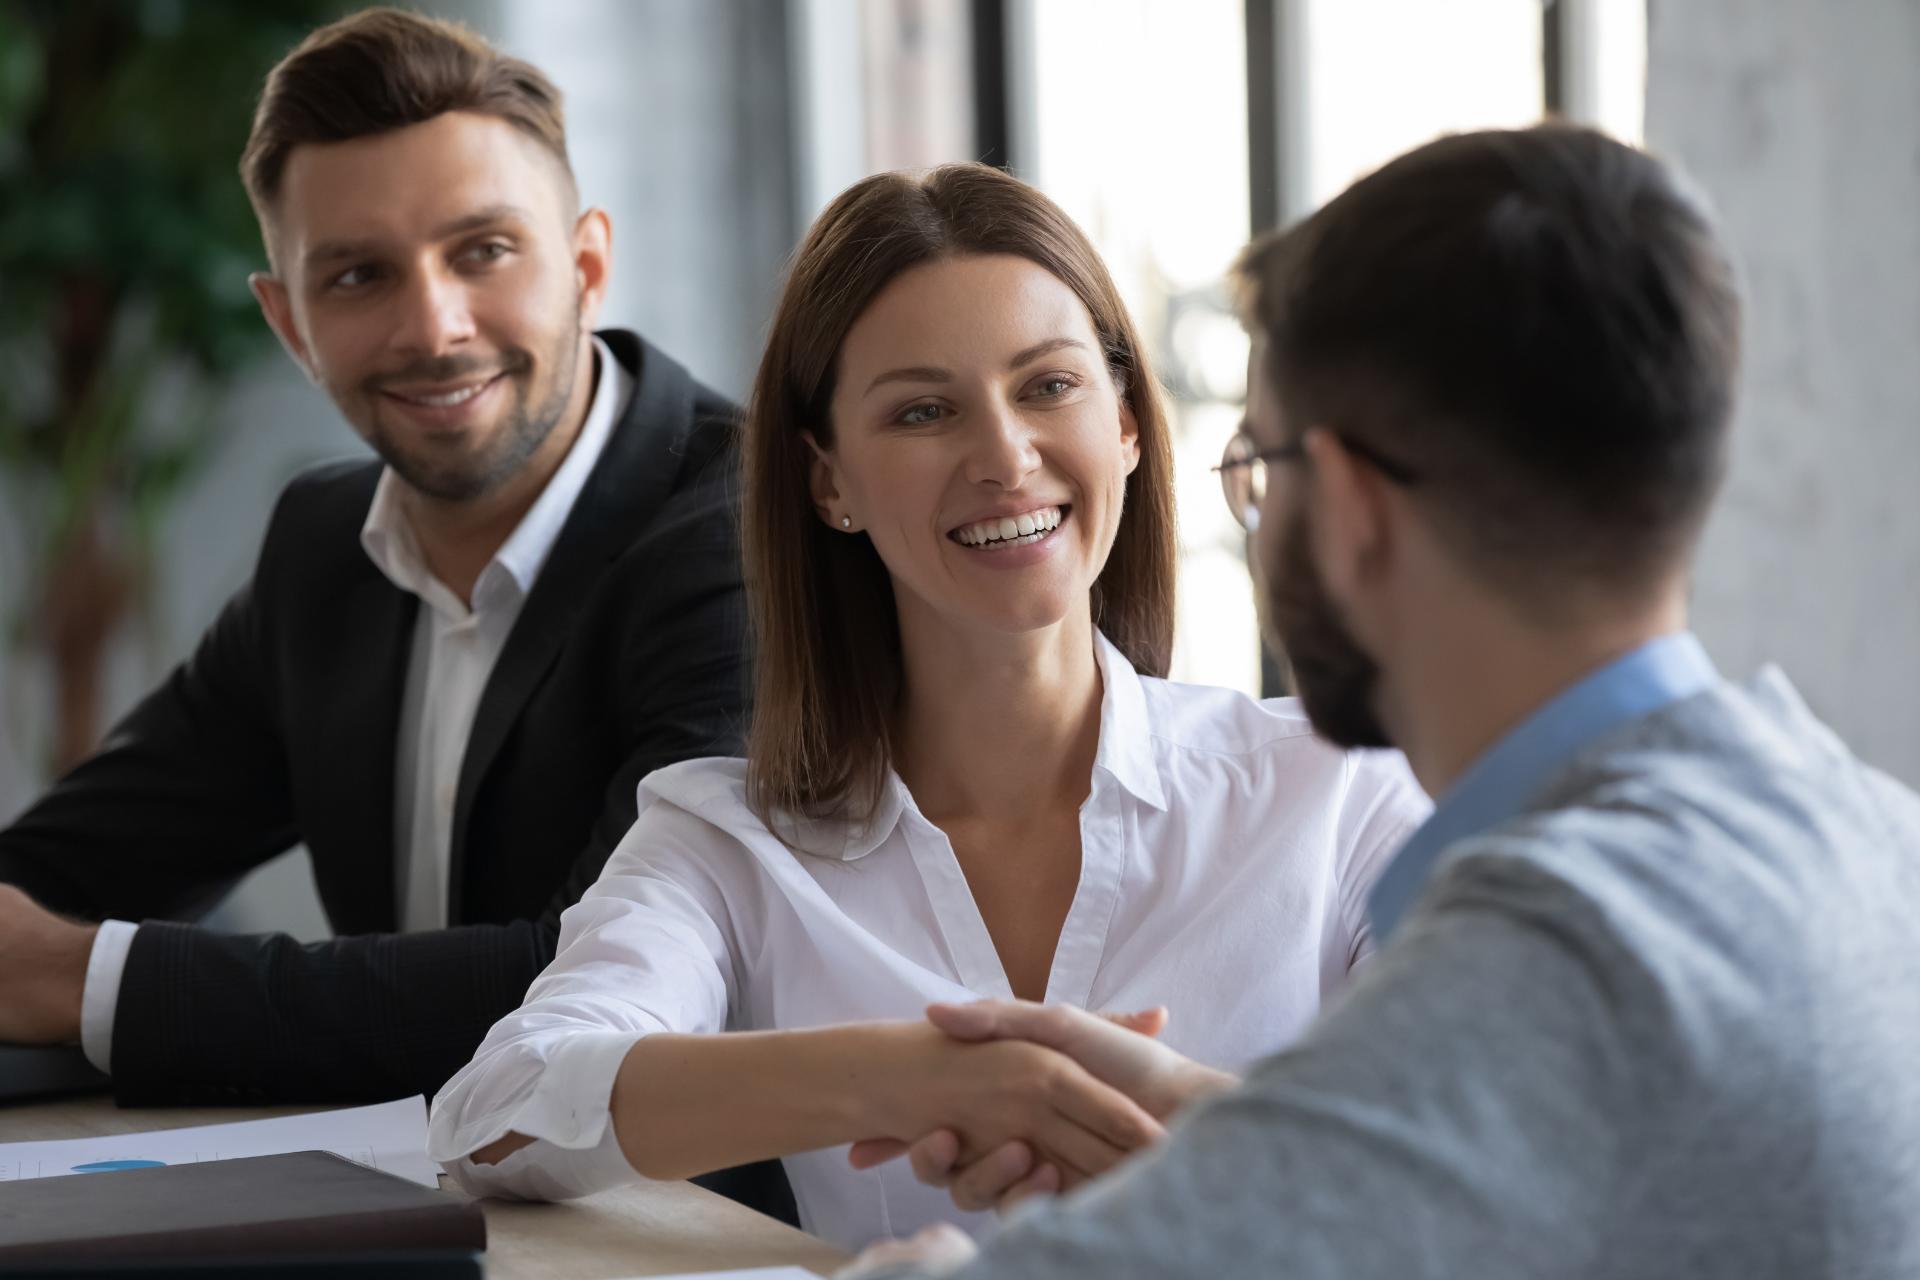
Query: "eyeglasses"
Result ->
[[1213, 427, 1420, 531]]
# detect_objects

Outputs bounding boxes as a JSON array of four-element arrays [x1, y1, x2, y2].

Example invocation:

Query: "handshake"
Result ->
[[846, 1000, 1239, 1216]]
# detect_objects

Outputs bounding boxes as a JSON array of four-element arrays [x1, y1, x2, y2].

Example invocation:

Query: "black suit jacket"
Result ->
[[0, 331, 792, 1217]]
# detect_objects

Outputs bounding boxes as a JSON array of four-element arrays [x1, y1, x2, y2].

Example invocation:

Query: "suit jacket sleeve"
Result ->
[[104, 446, 755, 1107]]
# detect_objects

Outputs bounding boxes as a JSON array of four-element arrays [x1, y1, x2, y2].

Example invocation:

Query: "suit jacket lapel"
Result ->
[[322, 533, 417, 935], [445, 331, 700, 921]]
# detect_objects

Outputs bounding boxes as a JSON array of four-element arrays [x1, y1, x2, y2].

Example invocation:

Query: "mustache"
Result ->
[[364, 350, 530, 393]]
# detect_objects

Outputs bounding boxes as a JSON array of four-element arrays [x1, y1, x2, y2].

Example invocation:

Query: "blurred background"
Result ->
[[1, 0, 1914, 938]]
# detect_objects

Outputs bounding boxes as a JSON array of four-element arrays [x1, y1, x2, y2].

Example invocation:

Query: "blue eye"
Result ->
[[898, 403, 943, 426], [464, 241, 511, 264]]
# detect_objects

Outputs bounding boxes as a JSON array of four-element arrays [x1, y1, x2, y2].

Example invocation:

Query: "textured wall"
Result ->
[[1646, 0, 1920, 784], [502, 0, 797, 398]]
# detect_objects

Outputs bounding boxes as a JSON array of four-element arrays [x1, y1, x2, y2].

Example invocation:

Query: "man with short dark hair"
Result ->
[[849, 125, 1920, 1278], [0, 9, 787, 1215]]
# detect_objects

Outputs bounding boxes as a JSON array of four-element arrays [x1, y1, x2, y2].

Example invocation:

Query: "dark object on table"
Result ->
[[0, 1149, 486, 1265], [0, 1046, 109, 1105], [0, 1251, 483, 1278]]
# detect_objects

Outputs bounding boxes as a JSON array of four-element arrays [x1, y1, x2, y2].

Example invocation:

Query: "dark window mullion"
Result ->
[[972, 0, 1011, 170]]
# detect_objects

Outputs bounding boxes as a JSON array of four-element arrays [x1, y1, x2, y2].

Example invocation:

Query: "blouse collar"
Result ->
[[783, 628, 1168, 862]]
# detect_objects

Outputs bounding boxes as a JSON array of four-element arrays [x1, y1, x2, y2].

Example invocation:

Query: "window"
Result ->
[[1021, 0, 1260, 690]]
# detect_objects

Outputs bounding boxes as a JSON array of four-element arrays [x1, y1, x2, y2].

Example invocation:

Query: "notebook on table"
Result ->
[[0, 1252, 483, 1278], [0, 1149, 486, 1266]]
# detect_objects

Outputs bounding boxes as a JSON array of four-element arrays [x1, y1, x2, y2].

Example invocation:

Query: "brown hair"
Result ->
[[241, 7, 573, 227], [1234, 125, 1741, 601], [744, 163, 1177, 828]]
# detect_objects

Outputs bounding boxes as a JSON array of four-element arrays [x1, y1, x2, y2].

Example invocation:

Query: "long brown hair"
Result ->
[[743, 163, 1177, 829]]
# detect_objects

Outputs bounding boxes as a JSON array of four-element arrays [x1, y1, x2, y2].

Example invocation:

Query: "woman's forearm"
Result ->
[[609, 1024, 911, 1180]]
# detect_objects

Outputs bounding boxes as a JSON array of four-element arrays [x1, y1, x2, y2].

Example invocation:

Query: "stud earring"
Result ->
[[841, 515, 852, 530]]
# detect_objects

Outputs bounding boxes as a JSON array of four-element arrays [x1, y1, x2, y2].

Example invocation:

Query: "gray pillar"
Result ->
[[1647, 0, 1920, 784]]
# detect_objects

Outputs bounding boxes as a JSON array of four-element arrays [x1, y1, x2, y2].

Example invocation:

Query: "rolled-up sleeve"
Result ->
[[427, 793, 744, 1199]]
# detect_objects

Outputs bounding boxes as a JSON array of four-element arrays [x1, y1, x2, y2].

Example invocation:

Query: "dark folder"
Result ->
[[0, 1252, 484, 1278], [0, 1150, 486, 1265]]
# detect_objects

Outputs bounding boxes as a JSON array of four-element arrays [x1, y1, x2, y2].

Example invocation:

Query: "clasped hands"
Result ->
[[851, 999, 1238, 1216]]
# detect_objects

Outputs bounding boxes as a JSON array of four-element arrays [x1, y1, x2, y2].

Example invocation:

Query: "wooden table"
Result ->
[[0, 1096, 848, 1279]]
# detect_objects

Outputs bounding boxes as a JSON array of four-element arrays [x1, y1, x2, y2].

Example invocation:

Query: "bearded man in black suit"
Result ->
[[0, 5, 788, 1218]]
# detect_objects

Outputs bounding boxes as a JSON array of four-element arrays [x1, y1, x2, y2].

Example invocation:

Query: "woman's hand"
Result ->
[[853, 1019, 1166, 1190], [469, 1131, 537, 1166], [922, 1001, 1238, 1122], [463, 1011, 1179, 1198], [591, 1020, 1160, 1185]]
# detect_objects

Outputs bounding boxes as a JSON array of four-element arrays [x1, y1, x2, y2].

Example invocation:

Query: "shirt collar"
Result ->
[[1367, 631, 1719, 942], [359, 335, 630, 614], [783, 628, 1169, 862], [1090, 628, 1169, 811]]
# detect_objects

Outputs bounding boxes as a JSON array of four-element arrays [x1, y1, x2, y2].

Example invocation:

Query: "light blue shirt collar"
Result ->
[[1368, 631, 1719, 942]]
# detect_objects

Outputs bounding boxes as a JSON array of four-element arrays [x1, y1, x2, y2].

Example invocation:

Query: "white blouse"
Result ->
[[427, 634, 1429, 1250]]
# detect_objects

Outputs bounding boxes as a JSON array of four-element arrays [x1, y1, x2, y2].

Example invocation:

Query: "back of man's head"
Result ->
[[1237, 125, 1743, 609], [241, 7, 575, 252]]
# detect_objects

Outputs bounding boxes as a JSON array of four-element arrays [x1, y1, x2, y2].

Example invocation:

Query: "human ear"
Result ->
[[1117, 397, 1142, 475], [1300, 427, 1390, 606], [803, 431, 853, 530], [249, 272, 318, 383], [571, 207, 613, 333]]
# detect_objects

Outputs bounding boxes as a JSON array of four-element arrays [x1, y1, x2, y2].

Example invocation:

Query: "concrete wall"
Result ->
[[1646, 0, 1920, 784], [500, 0, 797, 397]]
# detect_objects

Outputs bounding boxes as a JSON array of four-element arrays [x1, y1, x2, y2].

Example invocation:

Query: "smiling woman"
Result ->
[[425, 162, 1430, 1252], [749, 167, 1176, 830]]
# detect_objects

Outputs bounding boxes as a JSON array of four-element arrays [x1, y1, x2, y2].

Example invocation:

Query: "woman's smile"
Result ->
[[943, 503, 1075, 573], [949, 504, 1071, 549]]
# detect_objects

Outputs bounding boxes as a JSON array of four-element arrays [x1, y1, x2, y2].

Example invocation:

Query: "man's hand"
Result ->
[[0, 885, 97, 1044], [850, 1001, 1239, 1213], [836, 1222, 979, 1279]]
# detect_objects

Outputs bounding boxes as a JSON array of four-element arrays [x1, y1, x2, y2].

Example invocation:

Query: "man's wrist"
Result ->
[[79, 920, 137, 1072], [1166, 1062, 1239, 1114], [45, 918, 98, 1045]]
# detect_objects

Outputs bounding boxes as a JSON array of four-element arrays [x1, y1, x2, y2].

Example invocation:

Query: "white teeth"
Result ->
[[953, 506, 1065, 549], [402, 380, 490, 407]]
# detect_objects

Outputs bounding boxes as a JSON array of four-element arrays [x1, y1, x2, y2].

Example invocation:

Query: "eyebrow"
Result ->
[[303, 203, 536, 269], [863, 336, 1092, 395]]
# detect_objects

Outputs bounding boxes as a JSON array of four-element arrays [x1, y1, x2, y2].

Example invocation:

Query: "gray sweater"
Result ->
[[908, 670, 1920, 1279]]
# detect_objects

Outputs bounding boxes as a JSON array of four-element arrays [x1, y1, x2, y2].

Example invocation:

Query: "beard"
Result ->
[[1263, 502, 1394, 750], [355, 314, 582, 503]]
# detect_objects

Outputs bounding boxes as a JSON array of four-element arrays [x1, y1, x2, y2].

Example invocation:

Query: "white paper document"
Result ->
[[0, 1095, 438, 1188]]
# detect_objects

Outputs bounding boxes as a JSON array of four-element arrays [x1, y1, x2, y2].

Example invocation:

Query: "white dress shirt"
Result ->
[[426, 633, 1430, 1250], [78, 338, 630, 1072]]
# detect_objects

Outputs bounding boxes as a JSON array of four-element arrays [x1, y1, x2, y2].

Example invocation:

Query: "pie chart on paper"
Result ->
[[71, 1159, 168, 1173]]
